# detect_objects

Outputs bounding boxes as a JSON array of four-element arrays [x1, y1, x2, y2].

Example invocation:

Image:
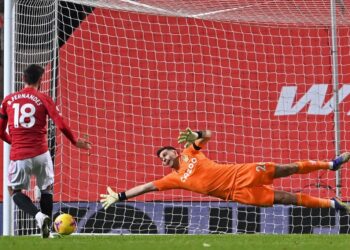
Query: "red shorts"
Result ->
[[231, 162, 276, 206]]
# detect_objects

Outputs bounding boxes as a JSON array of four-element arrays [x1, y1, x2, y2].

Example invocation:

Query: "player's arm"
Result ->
[[126, 182, 158, 199], [44, 97, 91, 149], [178, 128, 211, 148], [100, 182, 158, 209]]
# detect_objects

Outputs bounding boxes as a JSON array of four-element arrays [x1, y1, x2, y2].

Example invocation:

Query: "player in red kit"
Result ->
[[0, 64, 91, 238]]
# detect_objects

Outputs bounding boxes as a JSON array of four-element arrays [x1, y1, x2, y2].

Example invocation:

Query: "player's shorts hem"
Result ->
[[233, 185, 275, 206]]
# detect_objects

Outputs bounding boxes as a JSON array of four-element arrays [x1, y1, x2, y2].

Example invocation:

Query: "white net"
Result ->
[[9, 0, 350, 235]]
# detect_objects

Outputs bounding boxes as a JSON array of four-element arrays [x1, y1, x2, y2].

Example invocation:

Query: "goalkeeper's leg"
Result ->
[[274, 152, 350, 177], [274, 191, 350, 213], [274, 190, 330, 207]]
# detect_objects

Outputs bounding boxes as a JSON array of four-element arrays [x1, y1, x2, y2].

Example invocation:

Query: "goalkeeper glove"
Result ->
[[177, 128, 200, 148], [100, 186, 119, 209]]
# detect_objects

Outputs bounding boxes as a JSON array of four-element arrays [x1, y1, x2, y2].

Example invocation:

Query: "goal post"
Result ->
[[2, 0, 14, 237], [3, 0, 350, 235]]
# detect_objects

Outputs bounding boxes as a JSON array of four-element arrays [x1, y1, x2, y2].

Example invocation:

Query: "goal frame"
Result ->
[[2, 0, 345, 236]]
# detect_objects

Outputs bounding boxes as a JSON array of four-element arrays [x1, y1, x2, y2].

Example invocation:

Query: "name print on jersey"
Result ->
[[8, 93, 43, 129], [10, 93, 43, 106]]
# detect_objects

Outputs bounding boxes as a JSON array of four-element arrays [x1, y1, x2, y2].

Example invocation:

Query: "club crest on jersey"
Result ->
[[181, 155, 189, 163], [180, 157, 198, 182]]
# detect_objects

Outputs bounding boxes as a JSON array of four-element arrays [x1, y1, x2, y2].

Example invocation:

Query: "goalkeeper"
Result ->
[[100, 128, 350, 213]]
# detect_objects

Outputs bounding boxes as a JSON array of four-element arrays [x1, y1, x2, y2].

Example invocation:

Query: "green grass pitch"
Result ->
[[1, 235, 350, 250]]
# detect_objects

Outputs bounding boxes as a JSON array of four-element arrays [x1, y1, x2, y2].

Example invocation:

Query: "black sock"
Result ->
[[40, 193, 53, 219], [12, 192, 39, 217]]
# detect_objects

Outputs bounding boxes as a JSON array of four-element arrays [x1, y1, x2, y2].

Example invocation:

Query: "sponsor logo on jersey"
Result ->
[[180, 157, 198, 182]]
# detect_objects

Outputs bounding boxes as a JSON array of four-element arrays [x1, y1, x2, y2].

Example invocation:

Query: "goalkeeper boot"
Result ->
[[332, 197, 350, 214], [35, 212, 51, 238], [331, 152, 350, 171]]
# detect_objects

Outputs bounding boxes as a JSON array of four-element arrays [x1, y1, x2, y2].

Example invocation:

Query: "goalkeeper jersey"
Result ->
[[0, 87, 77, 160], [153, 144, 240, 201]]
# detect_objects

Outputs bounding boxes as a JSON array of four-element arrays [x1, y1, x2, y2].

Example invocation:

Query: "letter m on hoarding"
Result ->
[[274, 84, 350, 116]]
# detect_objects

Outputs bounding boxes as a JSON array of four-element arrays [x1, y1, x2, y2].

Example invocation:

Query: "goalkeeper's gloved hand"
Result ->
[[100, 186, 119, 210], [177, 127, 199, 148]]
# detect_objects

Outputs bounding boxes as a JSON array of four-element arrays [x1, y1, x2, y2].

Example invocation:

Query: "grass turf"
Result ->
[[1, 234, 349, 250]]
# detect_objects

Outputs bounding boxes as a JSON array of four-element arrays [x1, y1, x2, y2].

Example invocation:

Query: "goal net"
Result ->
[[6, 0, 350, 235]]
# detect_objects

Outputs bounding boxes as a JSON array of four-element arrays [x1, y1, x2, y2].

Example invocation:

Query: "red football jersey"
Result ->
[[0, 87, 77, 160]]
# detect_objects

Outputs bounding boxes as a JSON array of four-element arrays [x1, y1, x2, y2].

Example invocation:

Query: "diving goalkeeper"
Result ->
[[100, 128, 350, 213]]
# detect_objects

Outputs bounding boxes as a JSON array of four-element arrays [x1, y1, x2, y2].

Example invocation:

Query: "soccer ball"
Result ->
[[54, 213, 77, 235]]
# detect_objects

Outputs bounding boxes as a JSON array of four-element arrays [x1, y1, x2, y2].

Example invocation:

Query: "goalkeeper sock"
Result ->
[[296, 193, 331, 208], [40, 193, 53, 219], [12, 192, 40, 217], [296, 161, 330, 174]]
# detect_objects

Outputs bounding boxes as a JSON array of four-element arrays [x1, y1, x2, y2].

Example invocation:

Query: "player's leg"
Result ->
[[274, 152, 350, 178], [274, 162, 329, 177], [34, 151, 54, 219], [9, 187, 51, 236], [8, 187, 40, 217], [33, 151, 54, 238], [274, 190, 350, 213], [8, 158, 51, 238], [8, 160, 41, 217], [274, 190, 329, 207], [39, 184, 53, 219]]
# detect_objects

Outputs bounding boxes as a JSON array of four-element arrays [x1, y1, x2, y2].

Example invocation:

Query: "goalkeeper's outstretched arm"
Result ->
[[125, 182, 158, 199], [100, 182, 158, 209]]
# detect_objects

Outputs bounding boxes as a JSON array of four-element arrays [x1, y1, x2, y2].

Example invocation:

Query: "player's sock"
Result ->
[[296, 161, 330, 174], [40, 193, 53, 219], [12, 192, 39, 217], [296, 193, 331, 208]]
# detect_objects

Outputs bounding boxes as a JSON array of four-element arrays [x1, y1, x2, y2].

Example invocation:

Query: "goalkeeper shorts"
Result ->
[[232, 162, 276, 206]]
